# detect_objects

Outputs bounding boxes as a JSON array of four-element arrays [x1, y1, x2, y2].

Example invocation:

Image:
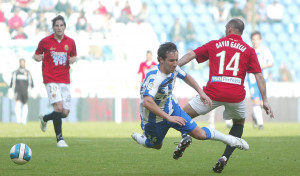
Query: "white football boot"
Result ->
[[57, 140, 69, 147], [39, 114, 47, 132], [228, 135, 249, 150]]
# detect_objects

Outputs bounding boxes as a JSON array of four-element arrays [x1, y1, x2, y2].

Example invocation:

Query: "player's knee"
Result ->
[[189, 128, 207, 140], [61, 109, 69, 118]]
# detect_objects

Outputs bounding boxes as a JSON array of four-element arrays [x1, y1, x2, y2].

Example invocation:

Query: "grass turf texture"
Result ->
[[0, 122, 299, 176]]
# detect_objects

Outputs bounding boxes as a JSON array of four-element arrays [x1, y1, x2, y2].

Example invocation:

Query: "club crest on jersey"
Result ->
[[147, 82, 154, 90], [64, 45, 69, 51]]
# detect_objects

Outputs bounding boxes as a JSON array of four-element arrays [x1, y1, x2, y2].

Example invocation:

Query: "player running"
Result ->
[[34, 15, 77, 147], [178, 18, 274, 173], [247, 31, 274, 130]]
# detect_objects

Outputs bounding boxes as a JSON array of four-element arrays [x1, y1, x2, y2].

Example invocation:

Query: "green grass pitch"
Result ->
[[0, 122, 299, 176]]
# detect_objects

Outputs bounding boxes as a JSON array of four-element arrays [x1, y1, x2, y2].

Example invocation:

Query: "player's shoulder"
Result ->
[[64, 34, 76, 43]]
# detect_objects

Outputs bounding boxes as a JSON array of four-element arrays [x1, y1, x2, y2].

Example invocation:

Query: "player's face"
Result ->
[[251, 34, 261, 49], [20, 60, 25, 68], [160, 51, 178, 74], [53, 20, 65, 38]]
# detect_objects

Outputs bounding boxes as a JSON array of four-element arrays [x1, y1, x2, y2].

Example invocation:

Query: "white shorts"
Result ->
[[45, 83, 71, 110], [189, 95, 246, 120]]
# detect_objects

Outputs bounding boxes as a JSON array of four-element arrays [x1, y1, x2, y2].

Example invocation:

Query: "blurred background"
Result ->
[[0, 0, 299, 124]]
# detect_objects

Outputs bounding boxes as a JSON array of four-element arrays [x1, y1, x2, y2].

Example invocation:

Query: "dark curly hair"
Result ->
[[157, 42, 178, 62]]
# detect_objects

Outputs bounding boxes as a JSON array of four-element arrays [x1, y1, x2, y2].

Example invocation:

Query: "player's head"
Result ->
[[19, 58, 25, 68], [251, 31, 262, 49], [52, 15, 66, 38], [157, 42, 178, 74], [225, 18, 244, 36], [146, 50, 152, 61]]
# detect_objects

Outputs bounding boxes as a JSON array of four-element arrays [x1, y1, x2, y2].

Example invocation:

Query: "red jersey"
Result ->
[[138, 61, 157, 82], [35, 34, 77, 84], [193, 34, 261, 103]]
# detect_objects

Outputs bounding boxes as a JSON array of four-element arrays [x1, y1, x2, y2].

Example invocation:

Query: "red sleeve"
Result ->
[[70, 40, 77, 57], [193, 44, 209, 63], [35, 39, 45, 54], [247, 49, 261, 73], [138, 63, 143, 74]]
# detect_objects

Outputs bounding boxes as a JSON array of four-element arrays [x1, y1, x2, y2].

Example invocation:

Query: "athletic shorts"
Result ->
[[247, 74, 262, 100], [141, 102, 197, 146], [15, 92, 28, 104], [45, 83, 71, 110], [189, 95, 246, 120]]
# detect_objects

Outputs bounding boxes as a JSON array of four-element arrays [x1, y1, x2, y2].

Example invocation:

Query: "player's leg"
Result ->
[[21, 93, 28, 125], [22, 103, 28, 125], [253, 96, 264, 130], [213, 101, 246, 173], [132, 121, 169, 150], [54, 83, 71, 147], [15, 100, 22, 124]]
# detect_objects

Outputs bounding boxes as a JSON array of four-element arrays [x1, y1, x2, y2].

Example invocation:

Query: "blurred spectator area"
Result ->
[[0, 0, 299, 90]]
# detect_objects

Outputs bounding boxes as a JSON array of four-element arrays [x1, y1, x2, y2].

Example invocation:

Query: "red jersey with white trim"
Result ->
[[138, 61, 157, 82], [193, 34, 261, 103], [35, 34, 77, 84]]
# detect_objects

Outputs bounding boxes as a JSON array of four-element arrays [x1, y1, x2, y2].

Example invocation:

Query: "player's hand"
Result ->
[[166, 115, 186, 126], [8, 88, 14, 99], [34, 53, 44, 62], [263, 101, 274, 119], [199, 91, 212, 107], [69, 56, 77, 64]]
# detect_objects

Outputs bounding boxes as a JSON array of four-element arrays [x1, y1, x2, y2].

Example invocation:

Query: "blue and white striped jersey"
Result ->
[[140, 65, 187, 124]]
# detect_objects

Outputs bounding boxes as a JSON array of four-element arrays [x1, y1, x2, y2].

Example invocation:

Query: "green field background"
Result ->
[[0, 122, 299, 176]]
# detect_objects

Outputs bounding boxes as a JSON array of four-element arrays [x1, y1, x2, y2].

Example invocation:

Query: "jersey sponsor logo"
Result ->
[[64, 45, 69, 51], [211, 76, 241, 85], [51, 51, 67, 66], [50, 47, 56, 50]]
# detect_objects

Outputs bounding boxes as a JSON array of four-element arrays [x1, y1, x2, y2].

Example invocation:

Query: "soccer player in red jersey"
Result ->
[[178, 18, 274, 173], [137, 50, 157, 84], [34, 15, 77, 148]]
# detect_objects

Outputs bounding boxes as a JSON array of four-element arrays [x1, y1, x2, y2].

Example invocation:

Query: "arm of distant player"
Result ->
[[183, 74, 212, 107], [34, 53, 44, 62], [254, 72, 274, 118], [69, 56, 77, 64], [143, 96, 186, 126], [178, 50, 197, 67]]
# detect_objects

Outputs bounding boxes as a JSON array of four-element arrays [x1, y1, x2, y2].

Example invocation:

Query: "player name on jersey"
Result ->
[[215, 41, 246, 52]]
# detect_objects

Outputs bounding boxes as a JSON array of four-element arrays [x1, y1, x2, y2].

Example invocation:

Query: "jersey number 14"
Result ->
[[217, 51, 240, 76]]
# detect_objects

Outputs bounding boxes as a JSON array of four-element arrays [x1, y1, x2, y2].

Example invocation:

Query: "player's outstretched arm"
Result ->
[[254, 72, 274, 118], [183, 74, 212, 107], [143, 96, 186, 126], [178, 50, 197, 67]]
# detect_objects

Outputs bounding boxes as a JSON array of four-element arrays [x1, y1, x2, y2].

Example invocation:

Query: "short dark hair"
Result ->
[[227, 18, 244, 34], [52, 15, 66, 27], [146, 50, 152, 55], [157, 42, 178, 62], [250, 31, 262, 39]]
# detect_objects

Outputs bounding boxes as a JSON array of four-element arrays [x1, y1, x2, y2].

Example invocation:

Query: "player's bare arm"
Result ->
[[178, 50, 197, 67], [254, 72, 274, 118], [183, 74, 212, 107], [34, 54, 44, 62], [69, 56, 77, 64], [143, 96, 186, 126]]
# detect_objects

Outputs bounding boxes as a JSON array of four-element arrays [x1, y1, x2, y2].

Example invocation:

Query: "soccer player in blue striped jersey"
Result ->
[[131, 42, 249, 160]]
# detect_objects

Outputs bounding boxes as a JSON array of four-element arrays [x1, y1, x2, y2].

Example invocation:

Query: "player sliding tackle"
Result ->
[[131, 42, 249, 160]]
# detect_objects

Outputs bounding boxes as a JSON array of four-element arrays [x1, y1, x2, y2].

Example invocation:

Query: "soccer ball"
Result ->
[[10, 143, 32, 165]]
